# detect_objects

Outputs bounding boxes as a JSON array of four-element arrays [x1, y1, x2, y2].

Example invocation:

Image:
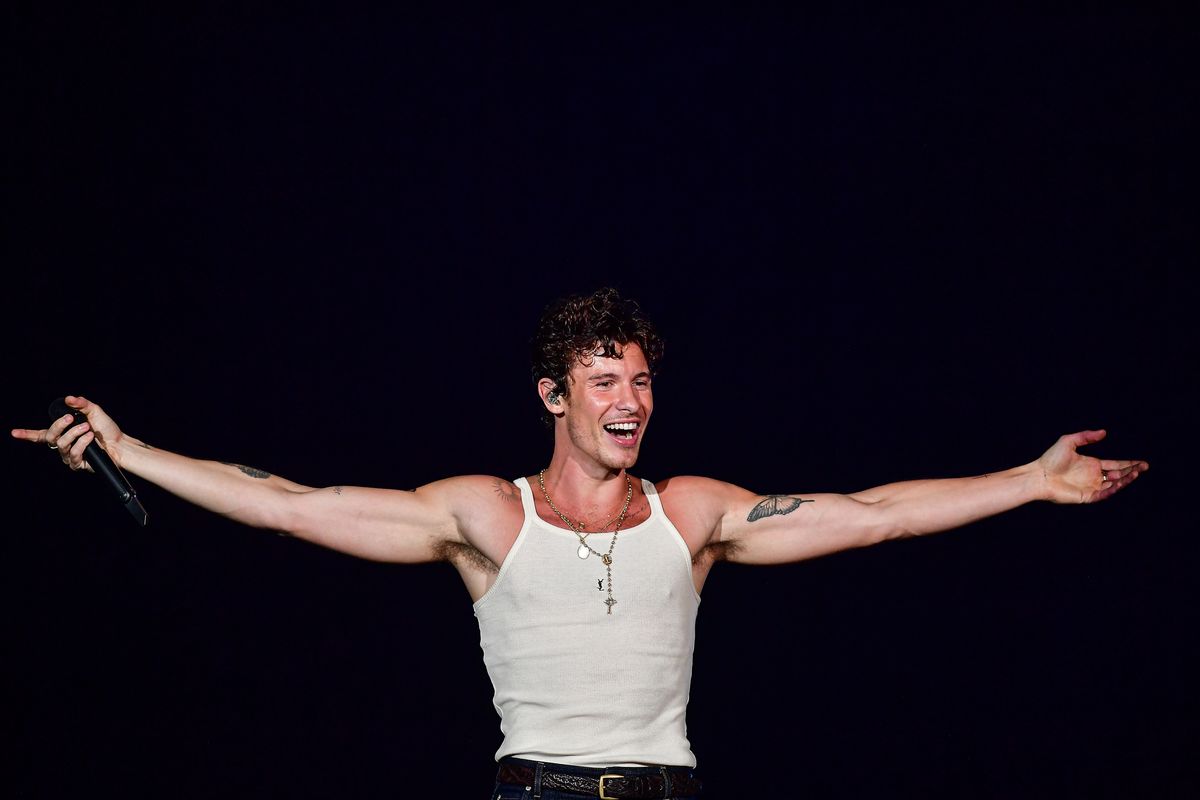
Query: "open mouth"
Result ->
[[602, 421, 640, 444]]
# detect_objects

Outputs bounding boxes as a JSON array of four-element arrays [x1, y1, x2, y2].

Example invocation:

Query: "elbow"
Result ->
[[866, 500, 914, 544], [233, 487, 302, 534], [220, 503, 290, 534], [270, 485, 343, 539], [269, 492, 308, 537], [881, 524, 918, 543]]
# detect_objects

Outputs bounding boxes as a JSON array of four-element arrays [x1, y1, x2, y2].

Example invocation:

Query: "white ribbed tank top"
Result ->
[[473, 477, 701, 768]]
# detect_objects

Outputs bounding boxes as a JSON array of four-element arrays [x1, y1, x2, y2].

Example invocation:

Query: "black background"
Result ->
[[6, 6, 1196, 798]]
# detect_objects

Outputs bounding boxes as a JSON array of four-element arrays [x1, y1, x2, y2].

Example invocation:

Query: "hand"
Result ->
[[1037, 430, 1148, 504], [10, 395, 126, 473]]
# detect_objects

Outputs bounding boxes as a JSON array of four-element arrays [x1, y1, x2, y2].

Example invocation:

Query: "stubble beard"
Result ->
[[567, 416, 641, 473]]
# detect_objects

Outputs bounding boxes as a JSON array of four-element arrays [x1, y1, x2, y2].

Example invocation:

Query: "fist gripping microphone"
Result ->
[[48, 397, 148, 526]]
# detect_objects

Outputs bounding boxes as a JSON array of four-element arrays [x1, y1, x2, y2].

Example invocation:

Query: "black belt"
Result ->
[[497, 759, 702, 799]]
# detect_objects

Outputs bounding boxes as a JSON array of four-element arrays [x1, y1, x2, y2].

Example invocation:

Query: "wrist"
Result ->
[[111, 433, 147, 471], [1020, 460, 1051, 502]]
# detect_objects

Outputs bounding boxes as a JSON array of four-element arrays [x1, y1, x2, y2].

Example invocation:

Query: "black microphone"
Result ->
[[48, 397, 148, 526]]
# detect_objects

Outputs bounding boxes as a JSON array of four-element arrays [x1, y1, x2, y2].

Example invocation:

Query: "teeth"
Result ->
[[605, 422, 638, 431]]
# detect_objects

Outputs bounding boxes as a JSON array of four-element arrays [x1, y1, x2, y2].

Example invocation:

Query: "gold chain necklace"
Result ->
[[537, 469, 633, 615]]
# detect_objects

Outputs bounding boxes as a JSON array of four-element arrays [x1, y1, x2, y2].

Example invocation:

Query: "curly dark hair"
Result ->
[[531, 288, 665, 425]]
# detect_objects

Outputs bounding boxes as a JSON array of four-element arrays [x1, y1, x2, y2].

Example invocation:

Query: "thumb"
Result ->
[[1068, 429, 1106, 448], [66, 395, 92, 413]]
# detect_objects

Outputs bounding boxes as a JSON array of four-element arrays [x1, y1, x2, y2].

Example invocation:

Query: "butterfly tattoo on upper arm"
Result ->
[[747, 494, 814, 522]]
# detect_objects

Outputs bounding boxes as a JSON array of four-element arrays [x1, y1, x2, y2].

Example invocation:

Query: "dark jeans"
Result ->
[[491, 756, 702, 800]]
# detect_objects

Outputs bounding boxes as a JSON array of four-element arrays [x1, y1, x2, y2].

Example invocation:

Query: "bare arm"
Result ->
[[119, 441, 464, 562], [699, 430, 1148, 565], [13, 395, 466, 563]]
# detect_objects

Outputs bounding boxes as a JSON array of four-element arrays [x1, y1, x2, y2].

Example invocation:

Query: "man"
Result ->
[[13, 288, 1147, 799]]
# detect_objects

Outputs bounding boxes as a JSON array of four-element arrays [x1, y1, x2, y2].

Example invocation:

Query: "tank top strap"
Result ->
[[513, 476, 538, 520], [641, 478, 665, 516]]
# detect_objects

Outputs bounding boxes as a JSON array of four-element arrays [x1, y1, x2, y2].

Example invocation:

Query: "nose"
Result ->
[[616, 381, 642, 414]]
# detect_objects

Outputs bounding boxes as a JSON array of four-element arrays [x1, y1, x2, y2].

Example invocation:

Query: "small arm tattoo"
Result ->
[[493, 479, 520, 502], [137, 441, 153, 450], [747, 494, 814, 522], [333, 486, 343, 495], [220, 462, 271, 479]]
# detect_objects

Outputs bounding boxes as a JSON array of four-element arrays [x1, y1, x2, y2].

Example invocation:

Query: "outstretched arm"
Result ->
[[12, 395, 465, 563], [700, 430, 1148, 565]]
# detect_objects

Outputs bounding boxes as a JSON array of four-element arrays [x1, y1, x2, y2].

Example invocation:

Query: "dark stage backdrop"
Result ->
[[6, 7, 1195, 799]]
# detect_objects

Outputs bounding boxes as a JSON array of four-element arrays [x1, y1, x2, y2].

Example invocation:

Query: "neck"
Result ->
[[540, 453, 631, 513]]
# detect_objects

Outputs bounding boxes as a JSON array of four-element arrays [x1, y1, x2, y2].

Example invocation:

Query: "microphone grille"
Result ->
[[47, 397, 72, 421]]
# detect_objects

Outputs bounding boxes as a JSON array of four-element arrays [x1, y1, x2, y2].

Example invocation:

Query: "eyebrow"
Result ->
[[587, 371, 651, 383]]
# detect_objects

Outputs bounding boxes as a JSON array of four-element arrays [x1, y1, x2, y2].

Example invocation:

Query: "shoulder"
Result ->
[[430, 474, 524, 495], [655, 475, 751, 506], [421, 474, 526, 516], [431, 475, 528, 564], [654, 475, 755, 547]]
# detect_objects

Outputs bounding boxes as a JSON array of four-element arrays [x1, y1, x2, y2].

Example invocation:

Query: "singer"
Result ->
[[13, 287, 1148, 799]]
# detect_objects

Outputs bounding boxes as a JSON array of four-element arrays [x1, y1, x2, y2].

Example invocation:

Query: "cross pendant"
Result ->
[[604, 596, 618, 614]]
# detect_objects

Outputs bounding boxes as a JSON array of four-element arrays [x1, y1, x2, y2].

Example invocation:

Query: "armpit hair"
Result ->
[[434, 540, 499, 575], [693, 539, 742, 567]]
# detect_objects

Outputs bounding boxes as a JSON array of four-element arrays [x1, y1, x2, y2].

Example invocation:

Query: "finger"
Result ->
[[1100, 465, 1135, 481], [1090, 469, 1141, 502], [35, 413, 79, 449], [1068, 429, 1107, 448], [45, 413, 77, 442], [67, 395, 96, 416], [58, 420, 91, 450], [68, 396, 110, 436], [69, 430, 94, 470], [10, 427, 50, 442], [1100, 459, 1150, 472]]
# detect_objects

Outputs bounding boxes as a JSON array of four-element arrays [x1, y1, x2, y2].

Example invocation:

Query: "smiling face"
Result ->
[[550, 341, 654, 473]]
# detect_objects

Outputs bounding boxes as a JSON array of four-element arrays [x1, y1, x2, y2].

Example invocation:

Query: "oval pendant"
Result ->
[[577, 544, 591, 559]]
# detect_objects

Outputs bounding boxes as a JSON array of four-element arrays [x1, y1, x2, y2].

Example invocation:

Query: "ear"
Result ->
[[538, 378, 565, 417]]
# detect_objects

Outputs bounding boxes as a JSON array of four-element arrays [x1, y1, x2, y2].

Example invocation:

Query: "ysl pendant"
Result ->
[[538, 468, 631, 615]]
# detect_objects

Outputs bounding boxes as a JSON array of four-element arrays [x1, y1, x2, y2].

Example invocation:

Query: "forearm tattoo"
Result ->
[[333, 486, 343, 495], [220, 462, 271, 479], [747, 494, 814, 522]]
